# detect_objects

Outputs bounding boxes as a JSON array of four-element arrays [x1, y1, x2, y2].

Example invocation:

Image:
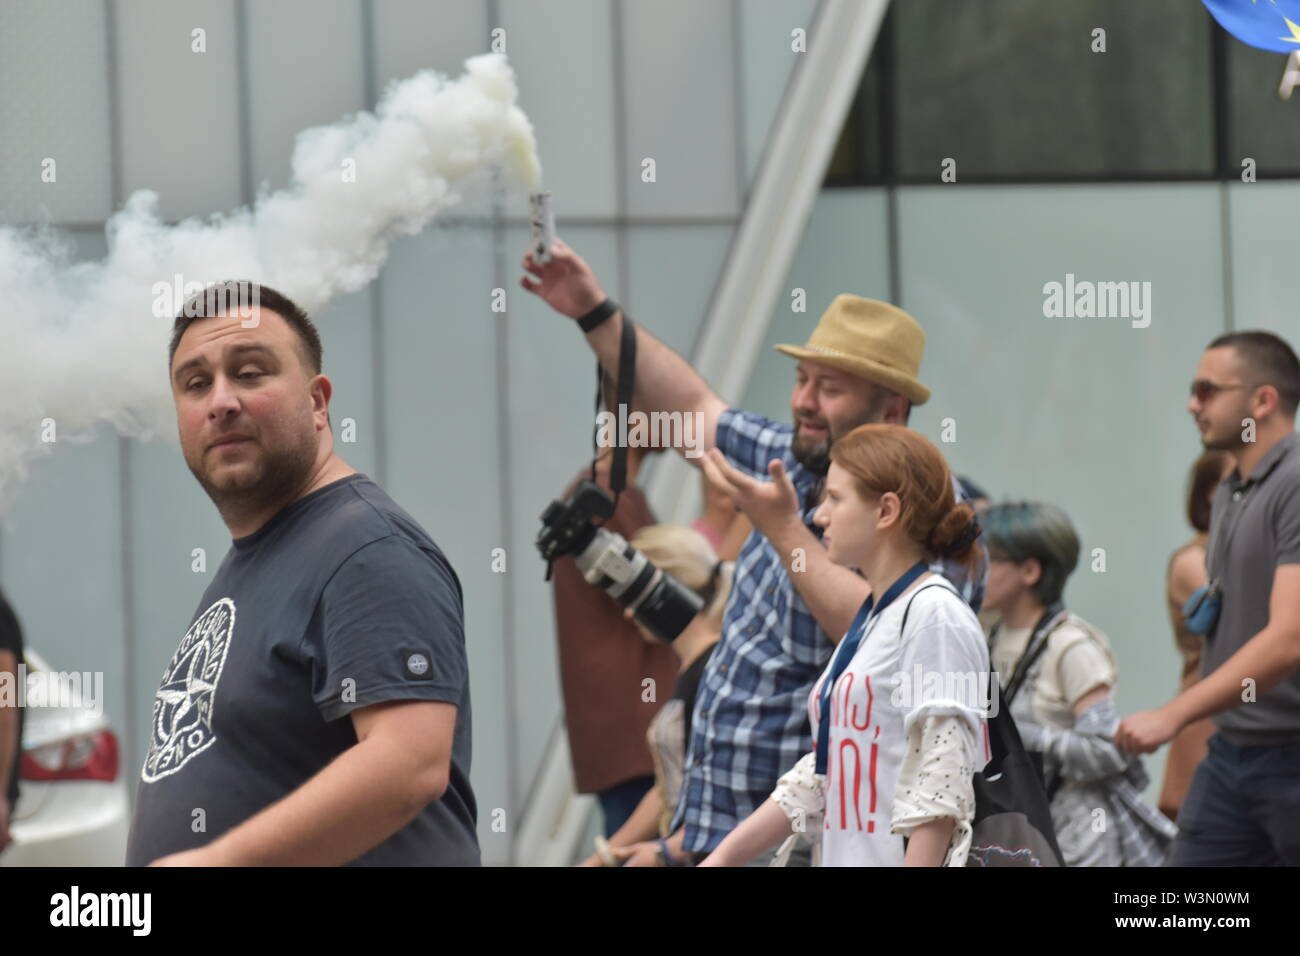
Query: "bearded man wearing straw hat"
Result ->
[[522, 238, 986, 867]]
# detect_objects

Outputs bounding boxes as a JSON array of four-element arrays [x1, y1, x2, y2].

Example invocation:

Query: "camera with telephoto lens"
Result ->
[[537, 479, 703, 642]]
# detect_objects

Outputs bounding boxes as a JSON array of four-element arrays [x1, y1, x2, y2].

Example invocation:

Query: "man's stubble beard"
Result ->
[[791, 389, 891, 475], [1200, 431, 1238, 453], [189, 425, 319, 527], [1199, 399, 1252, 453], [791, 430, 833, 475]]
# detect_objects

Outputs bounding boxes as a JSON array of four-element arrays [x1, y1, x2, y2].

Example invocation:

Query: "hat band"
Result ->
[[802, 344, 914, 380]]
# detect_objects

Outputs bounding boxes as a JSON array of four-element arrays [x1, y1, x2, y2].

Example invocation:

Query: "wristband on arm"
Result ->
[[577, 298, 619, 332]]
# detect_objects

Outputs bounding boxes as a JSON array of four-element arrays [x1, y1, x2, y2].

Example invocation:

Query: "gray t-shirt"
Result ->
[[126, 474, 479, 866], [1202, 431, 1300, 746]]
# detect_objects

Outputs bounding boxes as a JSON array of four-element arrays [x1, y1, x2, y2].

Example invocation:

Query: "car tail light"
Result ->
[[21, 729, 120, 783]]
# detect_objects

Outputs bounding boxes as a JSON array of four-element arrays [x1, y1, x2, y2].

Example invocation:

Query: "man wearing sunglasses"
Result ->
[[1117, 330, 1300, 866]]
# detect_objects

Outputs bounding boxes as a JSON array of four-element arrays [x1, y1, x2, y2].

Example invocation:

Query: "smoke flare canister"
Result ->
[[529, 191, 555, 262]]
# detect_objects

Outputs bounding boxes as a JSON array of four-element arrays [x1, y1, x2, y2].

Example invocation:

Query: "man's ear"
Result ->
[[310, 373, 333, 425], [884, 393, 909, 425], [1019, 557, 1043, 591], [1251, 383, 1280, 422]]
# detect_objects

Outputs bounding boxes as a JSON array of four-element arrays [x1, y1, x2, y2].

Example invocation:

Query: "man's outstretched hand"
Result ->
[[520, 237, 608, 320], [700, 449, 802, 541]]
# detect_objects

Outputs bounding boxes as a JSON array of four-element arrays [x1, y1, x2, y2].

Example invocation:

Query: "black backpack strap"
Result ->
[[1002, 604, 1066, 707], [897, 581, 956, 636], [899, 581, 1007, 765]]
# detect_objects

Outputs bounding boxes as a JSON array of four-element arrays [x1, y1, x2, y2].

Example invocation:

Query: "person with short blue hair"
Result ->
[[982, 501, 1175, 866]]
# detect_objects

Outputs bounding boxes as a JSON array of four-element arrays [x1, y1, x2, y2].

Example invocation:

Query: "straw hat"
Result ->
[[775, 295, 930, 405]]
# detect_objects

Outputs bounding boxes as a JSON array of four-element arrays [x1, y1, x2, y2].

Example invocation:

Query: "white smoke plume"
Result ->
[[0, 53, 541, 512]]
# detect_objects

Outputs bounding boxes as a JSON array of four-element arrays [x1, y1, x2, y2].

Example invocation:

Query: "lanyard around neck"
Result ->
[[814, 560, 928, 775]]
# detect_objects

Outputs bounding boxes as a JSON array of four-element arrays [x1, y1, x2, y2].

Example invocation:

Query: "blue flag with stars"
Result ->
[[1203, 0, 1300, 53]]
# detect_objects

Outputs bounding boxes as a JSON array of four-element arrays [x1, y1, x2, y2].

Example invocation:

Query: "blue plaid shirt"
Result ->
[[671, 408, 986, 853]]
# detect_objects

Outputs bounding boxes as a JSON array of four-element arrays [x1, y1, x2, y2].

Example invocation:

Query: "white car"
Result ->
[[3, 650, 129, 866]]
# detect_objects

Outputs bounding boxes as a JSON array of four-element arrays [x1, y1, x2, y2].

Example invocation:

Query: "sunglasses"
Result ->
[[1189, 380, 1250, 402]]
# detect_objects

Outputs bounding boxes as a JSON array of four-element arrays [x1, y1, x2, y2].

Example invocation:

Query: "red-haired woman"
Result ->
[[701, 424, 989, 866]]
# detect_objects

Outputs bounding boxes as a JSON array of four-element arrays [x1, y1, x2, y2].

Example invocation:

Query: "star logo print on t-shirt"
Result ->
[[142, 598, 235, 782]]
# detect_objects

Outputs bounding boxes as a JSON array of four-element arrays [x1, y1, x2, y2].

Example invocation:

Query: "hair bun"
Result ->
[[929, 502, 981, 558]]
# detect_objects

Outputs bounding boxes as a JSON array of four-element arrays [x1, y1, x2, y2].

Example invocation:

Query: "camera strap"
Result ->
[[591, 312, 637, 510]]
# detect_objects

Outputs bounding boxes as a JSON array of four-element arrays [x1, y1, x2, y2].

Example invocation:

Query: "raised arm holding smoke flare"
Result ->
[[521, 238, 868, 643], [523, 237, 986, 863]]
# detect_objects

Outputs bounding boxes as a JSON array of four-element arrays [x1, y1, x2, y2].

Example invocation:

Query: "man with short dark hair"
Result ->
[[1118, 329, 1300, 866], [127, 282, 478, 866]]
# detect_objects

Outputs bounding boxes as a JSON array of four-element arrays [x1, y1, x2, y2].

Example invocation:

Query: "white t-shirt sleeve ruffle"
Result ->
[[770, 751, 825, 865], [891, 713, 979, 866], [770, 749, 824, 836]]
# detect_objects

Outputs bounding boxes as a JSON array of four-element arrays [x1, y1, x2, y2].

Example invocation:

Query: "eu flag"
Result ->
[[1203, 0, 1300, 53]]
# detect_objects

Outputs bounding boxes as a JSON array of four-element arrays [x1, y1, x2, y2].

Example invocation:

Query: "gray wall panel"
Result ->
[[497, 0, 618, 219], [244, 0, 366, 194], [621, 0, 739, 218], [738, 0, 819, 189], [370, 0, 488, 85], [1229, 182, 1300, 343], [314, 289, 380, 480], [0, 0, 113, 224], [625, 224, 733, 359], [114, 0, 243, 220]]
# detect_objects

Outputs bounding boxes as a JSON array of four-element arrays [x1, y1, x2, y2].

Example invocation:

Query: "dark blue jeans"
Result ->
[[597, 775, 656, 838], [1167, 733, 1300, 866]]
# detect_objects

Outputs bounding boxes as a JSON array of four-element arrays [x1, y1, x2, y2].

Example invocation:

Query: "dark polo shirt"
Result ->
[[1202, 430, 1300, 746]]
